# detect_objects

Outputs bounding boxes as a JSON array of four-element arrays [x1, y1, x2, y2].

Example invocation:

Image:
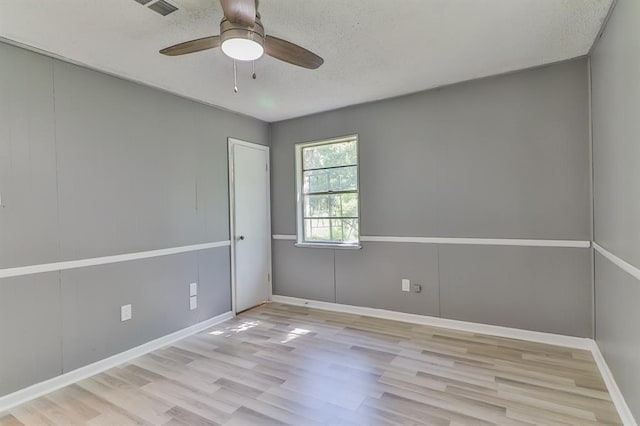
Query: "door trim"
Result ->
[[228, 138, 272, 315]]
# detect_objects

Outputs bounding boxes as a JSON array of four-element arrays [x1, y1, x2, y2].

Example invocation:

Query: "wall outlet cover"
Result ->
[[402, 279, 411, 292], [121, 304, 132, 322], [189, 296, 197, 311], [412, 284, 422, 293], [189, 282, 198, 297]]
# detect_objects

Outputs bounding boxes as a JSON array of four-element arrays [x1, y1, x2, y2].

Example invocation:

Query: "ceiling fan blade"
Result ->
[[220, 0, 256, 26], [160, 36, 221, 56], [265, 36, 324, 69]]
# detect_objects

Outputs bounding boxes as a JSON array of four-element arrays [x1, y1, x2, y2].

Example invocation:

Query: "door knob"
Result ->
[[238, 235, 245, 241]]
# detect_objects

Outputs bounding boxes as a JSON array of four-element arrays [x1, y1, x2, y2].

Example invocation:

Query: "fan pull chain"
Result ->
[[233, 60, 238, 93], [252, 61, 257, 80]]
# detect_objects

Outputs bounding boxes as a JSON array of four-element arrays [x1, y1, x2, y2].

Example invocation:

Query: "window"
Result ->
[[295, 135, 360, 248]]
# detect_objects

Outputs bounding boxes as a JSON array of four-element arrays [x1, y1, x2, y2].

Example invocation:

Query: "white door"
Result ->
[[229, 139, 271, 313]]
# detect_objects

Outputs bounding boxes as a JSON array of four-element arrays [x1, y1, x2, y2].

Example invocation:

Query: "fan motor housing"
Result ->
[[220, 17, 265, 49]]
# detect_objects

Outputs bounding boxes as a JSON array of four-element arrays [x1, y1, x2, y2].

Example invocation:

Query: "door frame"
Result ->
[[228, 138, 272, 315]]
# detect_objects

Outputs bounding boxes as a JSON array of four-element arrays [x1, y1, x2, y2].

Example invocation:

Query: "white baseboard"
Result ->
[[270, 295, 592, 350], [0, 311, 234, 413], [589, 340, 638, 426], [2, 300, 635, 425], [271, 295, 637, 425]]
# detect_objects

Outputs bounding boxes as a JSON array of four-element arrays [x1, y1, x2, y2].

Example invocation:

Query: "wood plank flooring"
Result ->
[[0, 303, 622, 425]]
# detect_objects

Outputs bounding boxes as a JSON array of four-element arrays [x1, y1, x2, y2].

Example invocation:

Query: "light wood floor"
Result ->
[[0, 303, 622, 425]]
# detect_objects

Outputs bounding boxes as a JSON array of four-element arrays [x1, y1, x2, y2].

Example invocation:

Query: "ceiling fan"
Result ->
[[159, 0, 323, 74]]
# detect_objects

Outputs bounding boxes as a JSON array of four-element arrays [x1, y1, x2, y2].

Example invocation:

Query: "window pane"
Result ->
[[304, 218, 332, 241], [329, 193, 358, 217], [304, 194, 358, 218], [303, 195, 330, 218], [331, 219, 359, 243], [304, 218, 359, 243], [303, 166, 357, 194], [303, 170, 329, 193], [329, 166, 358, 192], [302, 140, 357, 170]]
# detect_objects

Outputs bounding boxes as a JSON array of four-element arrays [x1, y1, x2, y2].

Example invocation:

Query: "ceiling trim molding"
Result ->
[[0, 35, 266, 122], [588, 0, 618, 56], [269, 55, 590, 124], [1, 35, 589, 124]]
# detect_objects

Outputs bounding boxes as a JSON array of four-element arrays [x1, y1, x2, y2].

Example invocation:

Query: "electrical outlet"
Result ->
[[402, 279, 411, 292], [121, 304, 132, 322], [189, 296, 197, 311], [189, 282, 198, 297], [412, 284, 422, 293]]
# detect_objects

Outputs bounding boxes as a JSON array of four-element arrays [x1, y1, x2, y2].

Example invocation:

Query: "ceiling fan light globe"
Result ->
[[221, 38, 264, 61]]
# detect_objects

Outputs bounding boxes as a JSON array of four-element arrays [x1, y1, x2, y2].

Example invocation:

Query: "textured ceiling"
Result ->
[[0, 0, 612, 122]]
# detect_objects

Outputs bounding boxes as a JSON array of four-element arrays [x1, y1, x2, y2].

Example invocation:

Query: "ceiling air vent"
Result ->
[[148, 0, 178, 16]]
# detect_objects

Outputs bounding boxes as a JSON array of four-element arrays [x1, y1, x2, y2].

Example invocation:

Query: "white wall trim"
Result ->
[[272, 234, 590, 248], [271, 295, 592, 350], [594, 242, 640, 282], [589, 340, 638, 426], [272, 234, 296, 240], [0, 310, 234, 413], [360, 236, 591, 248], [0, 241, 231, 280]]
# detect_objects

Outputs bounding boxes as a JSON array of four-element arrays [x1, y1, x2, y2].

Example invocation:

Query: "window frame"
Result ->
[[295, 134, 361, 249]]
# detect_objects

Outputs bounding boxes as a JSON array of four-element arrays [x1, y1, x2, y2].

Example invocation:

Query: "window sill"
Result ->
[[294, 242, 362, 250]]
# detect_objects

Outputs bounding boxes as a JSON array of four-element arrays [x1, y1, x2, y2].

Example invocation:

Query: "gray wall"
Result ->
[[591, 0, 640, 418], [271, 59, 592, 337], [0, 42, 268, 397]]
